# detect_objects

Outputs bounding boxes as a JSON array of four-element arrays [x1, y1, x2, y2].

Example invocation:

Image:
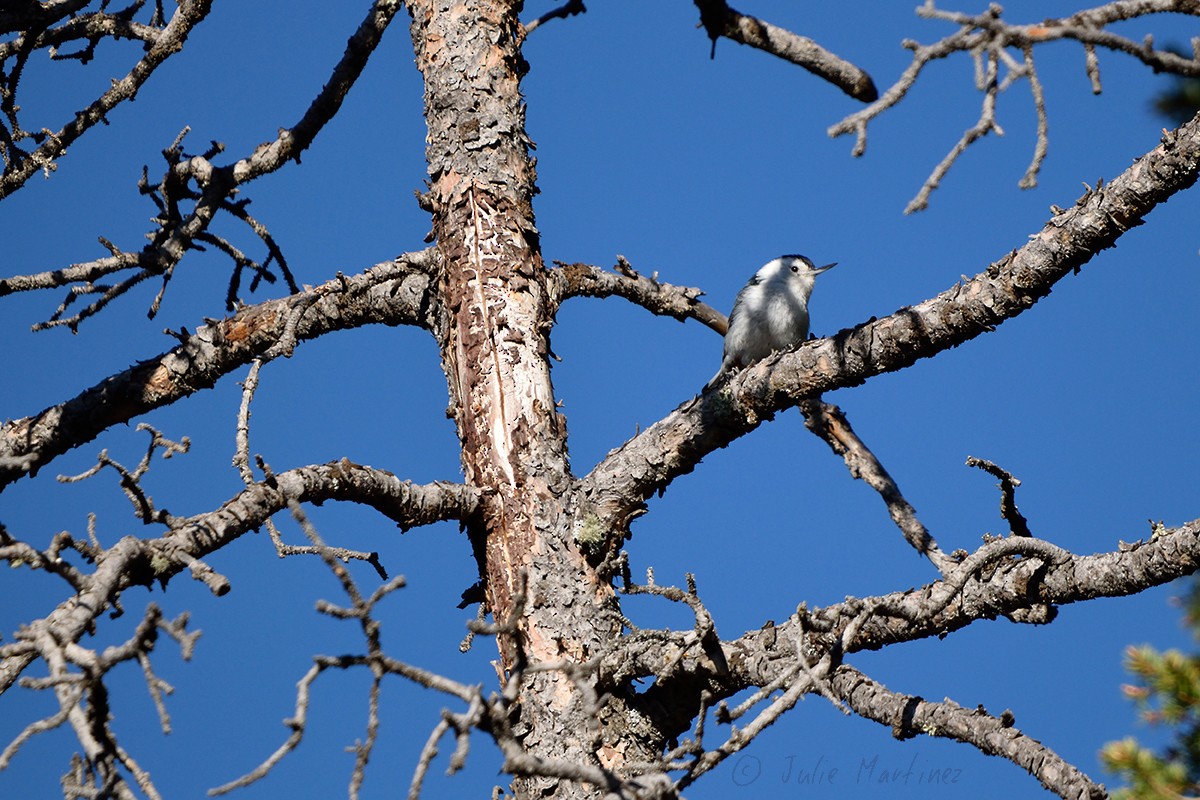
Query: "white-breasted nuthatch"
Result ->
[[707, 254, 836, 388]]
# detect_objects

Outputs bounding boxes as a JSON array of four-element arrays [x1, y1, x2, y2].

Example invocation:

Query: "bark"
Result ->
[[407, 1, 656, 795], [0, 255, 437, 488]]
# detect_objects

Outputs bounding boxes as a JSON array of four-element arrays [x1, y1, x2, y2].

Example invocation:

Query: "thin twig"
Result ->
[[966, 456, 1033, 537], [522, 0, 585, 36]]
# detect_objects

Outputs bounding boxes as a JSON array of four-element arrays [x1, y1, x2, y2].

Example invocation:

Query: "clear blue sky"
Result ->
[[2, 2, 1199, 798]]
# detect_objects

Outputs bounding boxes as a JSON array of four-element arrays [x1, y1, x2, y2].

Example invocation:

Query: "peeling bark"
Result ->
[[408, 2, 649, 795]]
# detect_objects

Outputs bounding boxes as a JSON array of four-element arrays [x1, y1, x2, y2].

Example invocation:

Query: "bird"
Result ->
[[707, 254, 836, 388]]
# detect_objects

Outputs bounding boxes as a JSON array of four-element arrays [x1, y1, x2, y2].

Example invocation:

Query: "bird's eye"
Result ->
[[790, 265, 799, 273]]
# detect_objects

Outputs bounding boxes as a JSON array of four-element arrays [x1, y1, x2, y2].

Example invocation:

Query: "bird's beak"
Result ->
[[814, 262, 837, 274]]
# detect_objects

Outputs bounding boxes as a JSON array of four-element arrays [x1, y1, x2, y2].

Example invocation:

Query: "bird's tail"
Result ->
[[703, 361, 732, 392]]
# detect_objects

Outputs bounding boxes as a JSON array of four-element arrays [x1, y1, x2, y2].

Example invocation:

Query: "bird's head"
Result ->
[[761, 254, 836, 296]]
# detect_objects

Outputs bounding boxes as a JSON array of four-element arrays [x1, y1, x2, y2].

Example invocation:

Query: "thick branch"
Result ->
[[628, 518, 1200, 752], [183, 460, 481, 543], [734, 518, 1200, 685], [0, 252, 437, 489], [582, 109, 1200, 532]]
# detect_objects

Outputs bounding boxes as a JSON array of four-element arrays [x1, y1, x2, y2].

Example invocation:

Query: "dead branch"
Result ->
[[880, 535, 1071, 624], [3, 602, 196, 800], [602, 520, 1197, 798], [522, 0, 585, 36], [800, 398, 955, 573], [232, 364, 387, 576], [611, 562, 727, 681], [207, 662, 319, 796], [58, 423, 190, 527], [0, 465, 480, 697], [829, 664, 1106, 799], [0, 250, 438, 490], [828, 1, 1200, 212], [967, 455, 1033, 537], [582, 108, 1200, 534], [0, 0, 212, 198], [212, 508, 470, 799], [0, 11, 161, 63], [692, 0, 878, 102], [670, 605, 875, 791], [548, 257, 726, 334], [0, 0, 402, 328], [612, 517, 1200, 708], [760, 517, 1199, 671]]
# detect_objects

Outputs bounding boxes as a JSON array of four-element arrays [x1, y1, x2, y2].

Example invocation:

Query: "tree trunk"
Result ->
[[409, 2, 658, 795]]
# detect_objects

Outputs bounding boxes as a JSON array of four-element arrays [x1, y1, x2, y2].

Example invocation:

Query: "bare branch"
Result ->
[[348, 673, 383, 800], [0, 12, 161, 62], [615, 563, 727, 680], [880, 535, 1071, 624], [1, 0, 401, 327], [213, 508, 475, 797], [616, 518, 1200, 710], [57, 423, 190, 527], [231, 363, 392, 576], [408, 715, 457, 800], [0, 3, 92, 37], [934, 0, 1200, 78], [692, 0, 878, 102], [1018, 44, 1050, 189], [229, 0, 403, 181], [800, 398, 955, 573], [208, 663, 318, 796], [0, 525, 91, 592], [828, 1, 1200, 210], [233, 359, 263, 485], [0, 250, 438, 489], [179, 460, 482, 552], [829, 664, 1106, 799], [521, 0, 585, 36], [759, 517, 1199, 675], [904, 45, 1003, 214], [3, 602, 194, 800], [967, 456, 1033, 537], [0, 688, 76, 769], [549, 256, 726, 333], [0, 464, 479, 696], [0, 0, 213, 198], [247, 458, 389, 578], [671, 605, 875, 791], [583, 109, 1200, 534]]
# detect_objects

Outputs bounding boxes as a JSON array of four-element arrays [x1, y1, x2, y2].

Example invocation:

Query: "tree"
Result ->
[[1102, 581, 1200, 800], [2, 2, 1199, 799]]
